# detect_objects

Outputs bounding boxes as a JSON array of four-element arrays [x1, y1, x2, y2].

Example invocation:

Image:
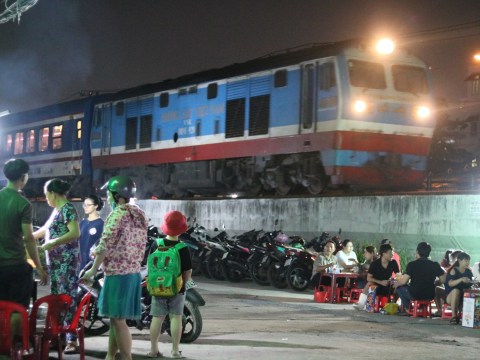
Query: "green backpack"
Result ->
[[147, 239, 186, 298]]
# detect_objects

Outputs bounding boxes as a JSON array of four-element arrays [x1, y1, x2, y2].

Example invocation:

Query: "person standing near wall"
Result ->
[[81, 176, 148, 360], [0, 159, 48, 311], [79, 194, 104, 271], [33, 178, 81, 354]]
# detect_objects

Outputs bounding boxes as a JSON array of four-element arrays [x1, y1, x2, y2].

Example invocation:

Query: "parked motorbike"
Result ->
[[78, 245, 205, 343]]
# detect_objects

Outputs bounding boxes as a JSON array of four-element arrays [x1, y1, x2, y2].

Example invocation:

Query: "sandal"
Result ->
[[449, 317, 460, 325], [171, 350, 185, 359], [63, 342, 79, 354], [146, 351, 163, 358]]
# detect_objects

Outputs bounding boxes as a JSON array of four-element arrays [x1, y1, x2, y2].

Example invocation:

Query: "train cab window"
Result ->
[[52, 125, 63, 150], [319, 63, 336, 90], [160, 92, 169, 108], [14, 132, 24, 155], [348, 60, 386, 89], [207, 83, 218, 99], [392, 65, 428, 94], [39, 127, 49, 152], [274, 70, 287, 88], [188, 86, 197, 94], [140, 115, 152, 148], [77, 120, 82, 140], [26, 130, 35, 153], [178, 88, 187, 96]]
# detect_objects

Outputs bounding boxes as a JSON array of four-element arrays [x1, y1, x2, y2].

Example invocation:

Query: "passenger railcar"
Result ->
[[0, 98, 100, 197], [91, 38, 435, 197]]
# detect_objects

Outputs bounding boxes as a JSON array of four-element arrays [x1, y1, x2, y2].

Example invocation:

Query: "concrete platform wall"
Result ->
[[33, 195, 480, 262]]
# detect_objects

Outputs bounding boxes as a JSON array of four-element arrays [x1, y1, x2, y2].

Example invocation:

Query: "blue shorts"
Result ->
[[150, 292, 186, 316]]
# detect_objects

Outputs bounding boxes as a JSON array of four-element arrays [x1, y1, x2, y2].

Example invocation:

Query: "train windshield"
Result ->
[[348, 60, 386, 89], [392, 65, 429, 94]]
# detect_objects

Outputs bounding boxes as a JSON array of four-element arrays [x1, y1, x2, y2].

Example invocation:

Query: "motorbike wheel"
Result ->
[[166, 300, 203, 343], [207, 254, 225, 280], [221, 261, 246, 282], [249, 258, 270, 286], [83, 298, 110, 336], [267, 263, 288, 289], [286, 265, 310, 292]]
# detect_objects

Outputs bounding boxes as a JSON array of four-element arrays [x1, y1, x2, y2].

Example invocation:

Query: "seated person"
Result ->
[[380, 238, 401, 273], [310, 240, 338, 288], [445, 252, 475, 324], [395, 242, 446, 312], [434, 249, 461, 315], [355, 244, 399, 310], [336, 239, 359, 273], [357, 245, 377, 289]]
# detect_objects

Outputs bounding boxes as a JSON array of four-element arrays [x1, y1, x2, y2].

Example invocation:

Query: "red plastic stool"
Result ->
[[375, 296, 389, 312], [441, 303, 461, 319], [408, 300, 432, 318], [313, 286, 330, 303], [335, 287, 350, 303], [349, 288, 363, 303]]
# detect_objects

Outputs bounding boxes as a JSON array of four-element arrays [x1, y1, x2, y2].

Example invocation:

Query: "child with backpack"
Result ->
[[147, 210, 192, 359]]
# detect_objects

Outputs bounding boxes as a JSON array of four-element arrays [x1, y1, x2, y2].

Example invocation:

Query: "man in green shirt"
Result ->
[[0, 158, 47, 310]]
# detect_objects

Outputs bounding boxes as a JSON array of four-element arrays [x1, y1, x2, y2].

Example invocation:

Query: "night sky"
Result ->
[[0, 0, 479, 114]]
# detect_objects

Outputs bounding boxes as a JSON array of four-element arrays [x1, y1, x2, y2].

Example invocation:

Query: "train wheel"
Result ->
[[306, 176, 326, 195]]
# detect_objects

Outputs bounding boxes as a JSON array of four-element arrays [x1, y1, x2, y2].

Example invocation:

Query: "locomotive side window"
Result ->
[[225, 98, 246, 138], [274, 70, 287, 88], [348, 60, 386, 89], [160, 92, 169, 107], [249, 95, 270, 136], [207, 83, 218, 99], [139, 115, 152, 149], [14, 132, 24, 155], [125, 117, 137, 150], [319, 62, 336, 90], [39, 127, 49, 152], [52, 125, 63, 150], [26, 129, 35, 153], [392, 65, 428, 94]]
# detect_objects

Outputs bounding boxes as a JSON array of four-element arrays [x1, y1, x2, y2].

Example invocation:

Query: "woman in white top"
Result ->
[[336, 239, 359, 272]]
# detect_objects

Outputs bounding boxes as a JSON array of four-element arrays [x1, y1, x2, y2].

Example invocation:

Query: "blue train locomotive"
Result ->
[[0, 38, 435, 198]]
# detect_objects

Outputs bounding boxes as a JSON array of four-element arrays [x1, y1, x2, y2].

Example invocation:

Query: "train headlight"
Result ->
[[353, 100, 368, 113], [375, 38, 395, 55], [414, 106, 431, 120]]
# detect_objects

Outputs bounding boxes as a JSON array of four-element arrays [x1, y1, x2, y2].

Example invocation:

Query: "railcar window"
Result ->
[[274, 70, 287, 88], [77, 120, 82, 140], [207, 83, 218, 99], [26, 130, 35, 153], [52, 125, 63, 150], [348, 60, 386, 89], [160, 93, 169, 107], [39, 128, 49, 152], [14, 132, 24, 155], [319, 62, 336, 90], [392, 65, 428, 94], [189, 86, 197, 94], [178, 88, 187, 96], [125, 117, 137, 150], [139, 115, 152, 148], [5, 134, 13, 154]]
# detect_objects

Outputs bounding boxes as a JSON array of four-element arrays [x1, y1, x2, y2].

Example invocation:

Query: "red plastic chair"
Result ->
[[0, 300, 36, 360], [60, 293, 91, 360], [29, 294, 72, 360]]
